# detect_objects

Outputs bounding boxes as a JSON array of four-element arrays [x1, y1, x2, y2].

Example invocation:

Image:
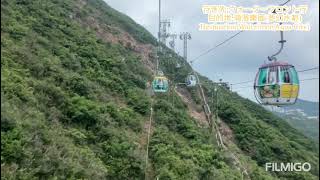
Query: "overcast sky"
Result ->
[[104, 0, 319, 102]]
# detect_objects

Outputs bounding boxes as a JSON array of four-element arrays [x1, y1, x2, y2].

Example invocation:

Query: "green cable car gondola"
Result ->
[[254, 61, 299, 106], [152, 76, 169, 93]]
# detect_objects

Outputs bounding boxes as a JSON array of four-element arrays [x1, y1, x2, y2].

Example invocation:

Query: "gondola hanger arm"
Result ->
[[268, 30, 286, 62]]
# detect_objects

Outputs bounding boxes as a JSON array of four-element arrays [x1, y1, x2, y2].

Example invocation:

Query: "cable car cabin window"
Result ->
[[258, 68, 268, 86], [157, 79, 163, 87], [289, 67, 299, 84], [280, 66, 291, 84], [279, 66, 299, 99], [267, 66, 278, 84]]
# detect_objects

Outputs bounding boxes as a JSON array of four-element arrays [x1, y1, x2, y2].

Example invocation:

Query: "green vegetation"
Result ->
[[274, 99, 319, 143], [282, 114, 319, 143], [1, 0, 149, 179], [198, 80, 319, 180], [1, 0, 318, 179]]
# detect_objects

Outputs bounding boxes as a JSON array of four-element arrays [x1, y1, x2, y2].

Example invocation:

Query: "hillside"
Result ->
[[280, 113, 319, 143], [1, 0, 319, 180], [268, 99, 319, 142]]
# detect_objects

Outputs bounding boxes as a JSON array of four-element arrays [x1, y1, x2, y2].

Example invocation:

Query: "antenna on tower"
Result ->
[[169, 33, 177, 51], [179, 32, 192, 62]]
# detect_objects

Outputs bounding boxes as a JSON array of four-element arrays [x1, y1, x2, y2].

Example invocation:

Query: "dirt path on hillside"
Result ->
[[174, 86, 208, 127]]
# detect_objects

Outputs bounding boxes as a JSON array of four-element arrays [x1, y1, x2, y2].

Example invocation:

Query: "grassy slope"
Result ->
[[283, 115, 319, 143], [1, 0, 318, 179], [198, 77, 319, 179], [275, 110, 319, 143]]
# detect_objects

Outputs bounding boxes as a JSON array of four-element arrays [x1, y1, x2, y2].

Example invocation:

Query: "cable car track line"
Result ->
[[297, 67, 319, 72], [190, 31, 244, 64], [300, 77, 319, 81], [144, 98, 154, 180], [231, 80, 254, 86]]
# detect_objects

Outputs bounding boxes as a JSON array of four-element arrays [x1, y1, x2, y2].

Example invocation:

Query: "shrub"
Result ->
[[126, 88, 150, 115], [65, 96, 101, 128]]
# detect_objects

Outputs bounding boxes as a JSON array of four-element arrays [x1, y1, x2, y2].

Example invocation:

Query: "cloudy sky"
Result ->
[[104, 0, 319, 102]]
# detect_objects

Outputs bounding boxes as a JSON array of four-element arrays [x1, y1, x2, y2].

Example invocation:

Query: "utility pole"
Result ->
[[157, 1, 171, 72], [156, 0, 161, 73], [158, 0, 161, 44], [179, 32, 191, 61], [158, 0, 172, 51]]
